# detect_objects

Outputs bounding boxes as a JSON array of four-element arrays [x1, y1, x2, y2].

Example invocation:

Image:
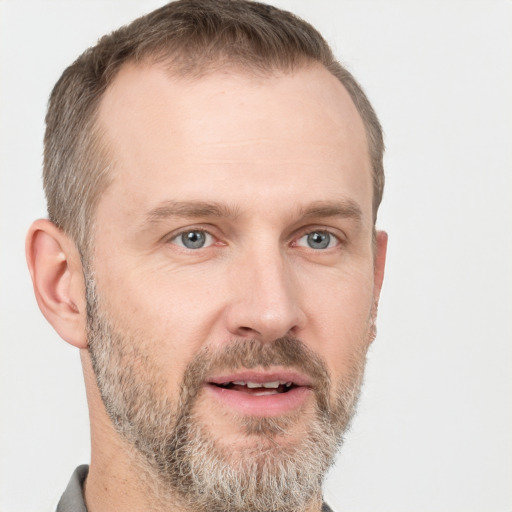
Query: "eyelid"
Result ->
[[291, 225, 346, 248], [165, 226, 218, 249], [295, 232, 340, 249], [163, 224, 345, 249]]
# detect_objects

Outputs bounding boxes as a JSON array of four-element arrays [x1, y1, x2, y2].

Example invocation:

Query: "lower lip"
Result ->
[[205, 384, 312, 417]]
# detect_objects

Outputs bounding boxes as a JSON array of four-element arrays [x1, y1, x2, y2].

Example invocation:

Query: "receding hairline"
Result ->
[[93, 56, 372, 186], [96, 56, 368, 133]]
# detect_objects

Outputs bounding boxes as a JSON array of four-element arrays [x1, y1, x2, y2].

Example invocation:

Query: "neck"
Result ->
[[84, 447, 191, 512]]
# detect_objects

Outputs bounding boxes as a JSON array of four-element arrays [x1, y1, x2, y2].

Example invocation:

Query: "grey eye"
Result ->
[[173, 230, 213, 249], [296, 231, 338, 250], [307, 232, 331, 249]]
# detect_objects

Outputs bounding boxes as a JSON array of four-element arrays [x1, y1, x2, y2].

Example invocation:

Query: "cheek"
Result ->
[[300, 263, 375, 373], [93, 262, 227, 376]]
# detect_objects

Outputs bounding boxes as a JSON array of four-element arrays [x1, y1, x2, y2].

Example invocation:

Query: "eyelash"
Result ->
[[167, 226, 344, 251], [168, 228, 217, 249], [294, 230, 342, 250]]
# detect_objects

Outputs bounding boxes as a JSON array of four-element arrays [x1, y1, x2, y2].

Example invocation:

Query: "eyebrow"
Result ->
[[142, 198, 362, 228], [144, 200, 241, 225], [298, 200, 363, 223]]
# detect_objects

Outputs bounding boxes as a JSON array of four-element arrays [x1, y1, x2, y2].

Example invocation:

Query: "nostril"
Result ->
[[236, 325, 261, 336]]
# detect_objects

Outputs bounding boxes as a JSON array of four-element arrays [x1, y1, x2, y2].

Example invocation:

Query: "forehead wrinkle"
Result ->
[[143, 200, 242, 227]]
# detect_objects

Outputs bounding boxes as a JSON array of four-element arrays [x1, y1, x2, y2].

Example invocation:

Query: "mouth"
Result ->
[[211, 379, 296, 396], [205, 371, 313, 417]]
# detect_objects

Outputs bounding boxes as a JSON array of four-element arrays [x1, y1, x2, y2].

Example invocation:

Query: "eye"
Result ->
[[171, 230, 214, 249], [296, 231, 339, 250]]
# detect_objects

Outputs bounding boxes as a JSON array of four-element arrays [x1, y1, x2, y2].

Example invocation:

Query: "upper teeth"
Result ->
[[231, 381, 292, 388]]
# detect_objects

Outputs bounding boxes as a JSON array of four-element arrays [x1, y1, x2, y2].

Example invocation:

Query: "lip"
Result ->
[[208, 370, 313, 387], [205, 369, 313, 417]]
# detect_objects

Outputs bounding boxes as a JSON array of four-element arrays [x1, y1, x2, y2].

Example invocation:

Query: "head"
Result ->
[[27, 2, 387, 512]]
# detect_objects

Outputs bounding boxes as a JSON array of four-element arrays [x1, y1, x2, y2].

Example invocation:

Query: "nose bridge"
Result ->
[[226, 239, 305, 340]]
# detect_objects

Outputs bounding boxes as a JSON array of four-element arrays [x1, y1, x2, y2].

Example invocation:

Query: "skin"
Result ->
[[26, 62, 387, 512]]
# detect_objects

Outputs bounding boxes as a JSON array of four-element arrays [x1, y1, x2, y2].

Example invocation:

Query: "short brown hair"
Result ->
[[44, 0, 384, 256]]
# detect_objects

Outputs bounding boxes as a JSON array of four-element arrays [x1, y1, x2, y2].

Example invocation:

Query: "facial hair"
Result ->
[[85, 275, 370, 512]]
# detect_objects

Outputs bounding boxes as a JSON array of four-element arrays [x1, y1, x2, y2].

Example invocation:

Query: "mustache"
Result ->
[[179, 336, 332, 414]]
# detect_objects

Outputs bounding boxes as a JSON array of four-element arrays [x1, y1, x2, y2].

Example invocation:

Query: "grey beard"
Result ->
[[86, 275, 367, 512]]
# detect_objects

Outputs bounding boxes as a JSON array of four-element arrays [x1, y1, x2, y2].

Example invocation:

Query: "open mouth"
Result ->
[[211, 380, 297, 396], [206, 371, 312, 416]]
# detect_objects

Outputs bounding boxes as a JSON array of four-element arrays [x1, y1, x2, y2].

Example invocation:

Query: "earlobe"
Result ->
[[26, 219, 88, 348]]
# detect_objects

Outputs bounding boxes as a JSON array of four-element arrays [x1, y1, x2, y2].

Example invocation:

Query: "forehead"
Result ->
[[96, 62, 372, 224]]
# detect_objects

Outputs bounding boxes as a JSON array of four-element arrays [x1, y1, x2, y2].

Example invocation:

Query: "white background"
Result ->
[[1, 1, 511, 511]]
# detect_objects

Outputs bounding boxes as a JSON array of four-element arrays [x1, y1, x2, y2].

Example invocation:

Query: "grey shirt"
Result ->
[[56, 465, 335, 512], [56, 465, 88, 512]]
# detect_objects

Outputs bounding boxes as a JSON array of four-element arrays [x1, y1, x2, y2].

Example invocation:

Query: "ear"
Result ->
[[373, 230, 388, 305], [26, 219, 88, 348]]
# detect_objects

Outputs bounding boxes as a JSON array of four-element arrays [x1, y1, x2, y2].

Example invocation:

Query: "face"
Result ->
[[86, 63, 385, 511]]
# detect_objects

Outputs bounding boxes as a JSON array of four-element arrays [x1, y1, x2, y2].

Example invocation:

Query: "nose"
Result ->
[[225, 245, 306, 342]]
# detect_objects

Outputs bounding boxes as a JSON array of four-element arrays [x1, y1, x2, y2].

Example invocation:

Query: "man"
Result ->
[[26, 1, 386, 511]]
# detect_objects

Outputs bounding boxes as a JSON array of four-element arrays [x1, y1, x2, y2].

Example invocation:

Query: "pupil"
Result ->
[[307, 232, 330, 249], [182, 231, 206, 249]]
